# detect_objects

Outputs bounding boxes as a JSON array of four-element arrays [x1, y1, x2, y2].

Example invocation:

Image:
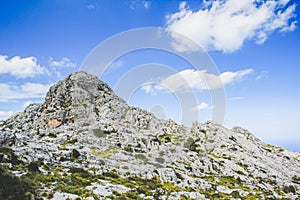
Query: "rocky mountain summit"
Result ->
[[0, 71, 299, 200]]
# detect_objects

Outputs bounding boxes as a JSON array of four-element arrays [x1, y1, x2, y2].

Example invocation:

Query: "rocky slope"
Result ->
[[0, 71, 299, 200]]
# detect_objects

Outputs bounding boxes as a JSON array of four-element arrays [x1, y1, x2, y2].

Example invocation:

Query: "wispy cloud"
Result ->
[[256, 71, 269, 80], [141, 82, 157, 95], [142, 68, 253, 93], [228, 96, 245, 101], [23, 100, 33, 108], [221, 69, 254, 85], [0, 55, 47, 78], [130, 0, 151, 10], [86, 4, 95, 10], [166, 0, 297, 53], [193, 102, 213, 111], [0, 83, 51, 101], [143, 1, 151, 9], [48, 57, 76, 68], [0, 111, 13, 120], [109, 60, 124, 70]]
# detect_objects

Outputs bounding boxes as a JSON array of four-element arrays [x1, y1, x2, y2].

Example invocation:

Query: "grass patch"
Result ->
[[157, 134, 173, 143], [100, 170, 191, 198], [91, 146, 118, 158], [23, 166, 99, 199], [210, 153, 233, 160], [236, 162, 248, 171]]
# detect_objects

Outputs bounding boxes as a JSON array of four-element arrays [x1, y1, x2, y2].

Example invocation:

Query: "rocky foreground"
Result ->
[[0, 71, 299, 200]]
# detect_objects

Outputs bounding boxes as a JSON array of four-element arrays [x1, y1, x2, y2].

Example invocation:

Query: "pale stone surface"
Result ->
[[51, 192, 79, 200], [0, 72, 299, 199]]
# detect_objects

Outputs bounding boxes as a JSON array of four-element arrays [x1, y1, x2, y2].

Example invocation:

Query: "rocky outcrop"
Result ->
[[0, 71, 299, 199]]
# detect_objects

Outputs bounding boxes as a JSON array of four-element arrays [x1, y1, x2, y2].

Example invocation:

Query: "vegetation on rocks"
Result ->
[[0, 165, 37, 200], [0, 72, 299, 199]]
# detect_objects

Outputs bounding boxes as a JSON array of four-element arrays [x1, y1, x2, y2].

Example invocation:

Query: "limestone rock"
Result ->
[[0, 71, 299, 199]]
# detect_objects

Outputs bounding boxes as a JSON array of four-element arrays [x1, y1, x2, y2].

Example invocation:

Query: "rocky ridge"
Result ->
[[0, 71, 299, 200]]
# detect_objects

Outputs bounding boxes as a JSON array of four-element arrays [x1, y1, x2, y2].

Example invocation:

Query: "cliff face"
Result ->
[[0, 71, 299, 200]]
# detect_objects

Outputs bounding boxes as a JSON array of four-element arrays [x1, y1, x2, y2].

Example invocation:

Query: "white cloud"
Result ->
[[193, 102, 213, 111], [87, 4, 95, 9], [256, 70, 269, 80], [143, 1, 151, 9], [220, 68, 254, 85], [166, 0, 297, 52], [141, 83, 153, 93], [228, 96, 245, 101], [48, 57, 76, 68], [144, 68, 253, 93], [0, 55, 47, 78], [0, 83, 50, 101], [130, 0, 151, 9], [23, 100, 33, 108], [109, 60, 124, 70], [0, 111, 14, 120], [21, 83, 50, 95]]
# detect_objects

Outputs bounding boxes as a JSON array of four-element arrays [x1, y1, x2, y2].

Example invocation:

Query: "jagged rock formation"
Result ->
[[0, 71, 299, 200]]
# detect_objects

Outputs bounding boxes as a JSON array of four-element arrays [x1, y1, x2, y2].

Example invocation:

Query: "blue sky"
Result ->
[[0, 0, 299, 151]]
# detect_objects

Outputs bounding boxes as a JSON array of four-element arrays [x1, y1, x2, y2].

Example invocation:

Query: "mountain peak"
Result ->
[[45, 71, 113, 105], [4, 71, 124, 131]]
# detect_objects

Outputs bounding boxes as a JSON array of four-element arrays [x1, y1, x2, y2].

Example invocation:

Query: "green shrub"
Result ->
[[282, 185, 296, 194], [157, 134, 173, 143], [0, 146, 13, 155], [123, 145, 133, 152], [0, 146, 21, 165], [0, 165, 37, 200], [230, 190, 241, 198], [102, 169, 120, 179], [292, 175, 300, 182], [28, 161, 41, 173], [69, 167, 91, 178]]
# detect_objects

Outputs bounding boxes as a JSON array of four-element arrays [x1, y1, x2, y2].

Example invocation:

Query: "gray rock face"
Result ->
[[0, 71, 299, 199]]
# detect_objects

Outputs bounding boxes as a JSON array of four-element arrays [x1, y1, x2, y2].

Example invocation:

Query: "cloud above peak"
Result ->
[[193, 102, 213, 111], [0, 82, 50, 101], [0, 111, 13, 120], [166, 0, 297, 53], [48, 57, 76, 68], [0, 55, 47, 78], [141, 68, 253, 94], [130, 0, 151, 10]]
